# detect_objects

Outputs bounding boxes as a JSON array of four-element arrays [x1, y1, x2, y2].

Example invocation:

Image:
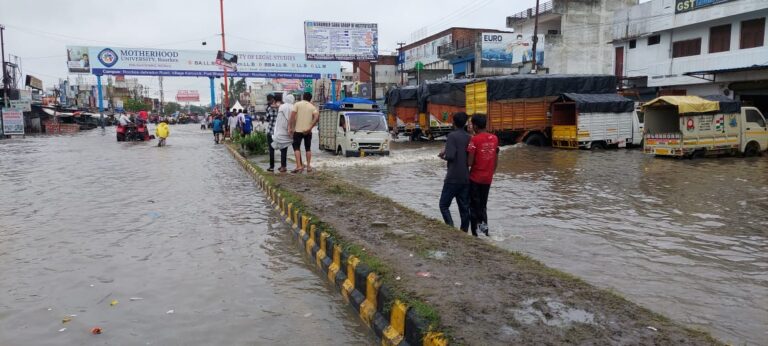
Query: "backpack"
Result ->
[[243, 115, 253, 133]]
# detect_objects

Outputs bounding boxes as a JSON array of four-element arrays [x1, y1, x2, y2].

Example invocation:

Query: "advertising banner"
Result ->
[[304, 21, 378, 61], [675, 0, 735, 13], [19, 90, 32, 101], [176, 90, 200, 102], [66, 46, 341, 79], [2, 108, 25, 135], [481, 33, 544, 67], [10, 100, 31, 112]]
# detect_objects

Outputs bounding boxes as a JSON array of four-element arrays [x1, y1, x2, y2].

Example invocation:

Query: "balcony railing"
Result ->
[[437, 42, 478, 60], [506, 1, 554, 27]]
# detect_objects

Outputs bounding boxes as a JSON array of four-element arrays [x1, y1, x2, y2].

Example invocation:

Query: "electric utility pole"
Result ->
[[397, 42, 405, 85], [159, 76, 164, 114], [1, 24, 8, 137], [530, 0, 540, 73], [219, 0, 229, 110]]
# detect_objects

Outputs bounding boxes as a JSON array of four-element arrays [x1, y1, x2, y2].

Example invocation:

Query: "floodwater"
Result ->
[[0, 125, 374, 345], [311, 141, 768, 346]]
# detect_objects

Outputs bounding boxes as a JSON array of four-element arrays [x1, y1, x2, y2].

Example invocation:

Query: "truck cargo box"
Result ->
[[551, 93, 637, 149]]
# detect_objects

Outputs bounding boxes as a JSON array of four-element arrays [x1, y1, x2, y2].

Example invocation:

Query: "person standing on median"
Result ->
[[438, 112, 471, 233], [265, 94, 279, 172], [271, 93, 294, 173], [467, 115, 499, 237], [289, 92, 319, 173]]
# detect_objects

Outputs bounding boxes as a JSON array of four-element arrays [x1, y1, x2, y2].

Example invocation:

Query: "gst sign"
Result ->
[[675, 0, 735, 14]]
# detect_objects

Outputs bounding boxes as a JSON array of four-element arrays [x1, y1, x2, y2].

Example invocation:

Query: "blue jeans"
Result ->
[[439, 182, 470, 231]]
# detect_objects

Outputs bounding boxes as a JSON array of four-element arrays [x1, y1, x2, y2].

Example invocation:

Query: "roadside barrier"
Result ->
[[227, 145, 447, 346]]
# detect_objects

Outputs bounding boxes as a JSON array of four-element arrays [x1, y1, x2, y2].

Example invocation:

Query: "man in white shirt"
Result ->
[[118, 113, 132, 126]]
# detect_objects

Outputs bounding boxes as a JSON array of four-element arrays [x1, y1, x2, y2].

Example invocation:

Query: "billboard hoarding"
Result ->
[[176, 90, 200, 102], [67, 46, 91, 73], [26, 75, 43, 90], [66, 46, 341, 80], [2, 108, 25, 135], [304, 21, 378, 61], [481, 33, 544, 68], [216, 51, 238, 71]]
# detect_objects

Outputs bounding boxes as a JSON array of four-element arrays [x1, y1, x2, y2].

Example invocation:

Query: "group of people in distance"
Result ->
[[209, 91, 319, 174], [438, 113, 499, 237], [209, 108, 255, 145]]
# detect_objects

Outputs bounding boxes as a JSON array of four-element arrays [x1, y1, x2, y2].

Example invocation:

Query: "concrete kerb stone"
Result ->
[[225, 145, 447, 346]]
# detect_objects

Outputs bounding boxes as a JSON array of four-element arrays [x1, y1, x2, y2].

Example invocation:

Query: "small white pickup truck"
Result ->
[[319, 100, 391, 157]]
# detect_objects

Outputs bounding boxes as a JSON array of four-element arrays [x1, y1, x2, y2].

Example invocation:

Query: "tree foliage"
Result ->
[[220, 77, 247, 108], [124, 98, 151, 112], [164, 102, 181, 115]]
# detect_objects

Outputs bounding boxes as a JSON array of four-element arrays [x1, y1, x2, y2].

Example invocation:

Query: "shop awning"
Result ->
[[684, 64, 768, 82], [643, 95, 740, 114]]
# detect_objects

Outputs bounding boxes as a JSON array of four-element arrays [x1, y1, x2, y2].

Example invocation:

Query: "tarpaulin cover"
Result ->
[[483, 75, 617, 101], [385, 87, 418, 107], [324, 97, 377, 111], [417, 79, 472, 112], [643, 95, 740, 114], [560, 93, 635, 113]]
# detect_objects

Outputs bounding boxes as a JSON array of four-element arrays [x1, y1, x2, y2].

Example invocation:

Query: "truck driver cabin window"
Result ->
[[745, 110, 766, 127]]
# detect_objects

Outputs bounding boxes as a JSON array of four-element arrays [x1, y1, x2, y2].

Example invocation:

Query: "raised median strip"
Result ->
[[227, 144, 721, 345], [227, 144, 446, 346]]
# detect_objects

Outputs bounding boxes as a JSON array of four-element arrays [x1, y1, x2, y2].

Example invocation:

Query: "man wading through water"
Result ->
[[438, 112, 471, 233], [467, 115, 499, 237], [289, 92, 319, 173]]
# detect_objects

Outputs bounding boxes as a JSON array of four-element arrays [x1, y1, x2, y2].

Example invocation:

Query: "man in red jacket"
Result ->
[[467, 115, 499, 237]]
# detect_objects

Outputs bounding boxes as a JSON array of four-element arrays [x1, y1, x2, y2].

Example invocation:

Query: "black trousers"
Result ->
[[268, 134, 287, 169], [469, 181, 491, 236]]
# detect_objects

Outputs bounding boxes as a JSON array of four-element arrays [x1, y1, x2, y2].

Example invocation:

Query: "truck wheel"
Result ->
[[590, 141, 606, 150], [336, 146, 343, 156], [525, 133, 546, 147], [744, 142, 760, 157], [690, 149, 706, 159]]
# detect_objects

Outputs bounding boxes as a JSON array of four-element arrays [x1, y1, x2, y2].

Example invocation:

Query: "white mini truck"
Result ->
[[643, 95, 768, 158], [319, 99, 391, 157]]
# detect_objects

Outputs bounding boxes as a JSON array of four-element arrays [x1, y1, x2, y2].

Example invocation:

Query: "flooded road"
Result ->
[[312, 142, 768, 345], [0, 125, 374, 345]]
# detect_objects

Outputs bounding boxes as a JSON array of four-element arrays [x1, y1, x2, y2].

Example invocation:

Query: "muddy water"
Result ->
[[314, 142, 768, 346], [0, 125, 374, 345]]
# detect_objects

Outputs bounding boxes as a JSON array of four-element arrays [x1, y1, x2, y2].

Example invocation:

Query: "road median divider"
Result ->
[[227, 144, 447, 346]]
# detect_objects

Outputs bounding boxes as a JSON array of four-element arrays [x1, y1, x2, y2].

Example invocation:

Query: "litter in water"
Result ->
[[395, 276, 401, 281], [62, 317, 72, 323], [166, 309, 174, 314], [647, 326, 658, 332], [129, 297, 144, 301], [58, 328, 66, 332], [110, 300, 119, 306], [91, 327, 102, 335]]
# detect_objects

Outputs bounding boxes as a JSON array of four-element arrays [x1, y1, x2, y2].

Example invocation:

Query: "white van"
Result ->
[[319, 100, 391, 157]]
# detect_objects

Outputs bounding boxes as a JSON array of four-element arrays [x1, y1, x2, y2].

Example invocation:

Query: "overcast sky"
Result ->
[[0, 0, 593, 105]]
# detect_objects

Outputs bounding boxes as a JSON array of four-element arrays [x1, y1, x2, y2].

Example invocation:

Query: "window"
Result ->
[[672, 38, 701, 57], [709, 24, 731, 53], [740, 18, 765, 49], [745, 109, 766, 127], [648, 35, 661, 45], [629, 39, 637, 49]]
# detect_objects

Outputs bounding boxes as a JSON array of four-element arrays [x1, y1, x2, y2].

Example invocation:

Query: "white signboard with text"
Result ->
[[304, 21, 378, 61], [9, 100, 31, 112], [2, 108, 25, 135]]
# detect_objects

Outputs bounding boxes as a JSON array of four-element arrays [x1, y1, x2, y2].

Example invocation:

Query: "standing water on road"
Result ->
[[0, 125, 374, 345], [315, 142, 768, 346]]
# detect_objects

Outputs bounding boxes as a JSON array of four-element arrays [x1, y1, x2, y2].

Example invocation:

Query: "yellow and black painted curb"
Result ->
[[226, 145, 448, 346]]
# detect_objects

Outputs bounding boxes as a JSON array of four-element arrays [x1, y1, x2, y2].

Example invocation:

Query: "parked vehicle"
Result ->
[[465, 75, 617, 145], [551, 93, 642, 149], [386, 86, 419, 138], [319, 98, 391, 157], [643, 95, 768, 158], [417, 80, 469, 140]]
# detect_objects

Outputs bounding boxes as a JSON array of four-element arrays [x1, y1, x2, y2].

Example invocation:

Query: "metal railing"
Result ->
[[437, 41, 478, 59], [506, 1, 554, 27]]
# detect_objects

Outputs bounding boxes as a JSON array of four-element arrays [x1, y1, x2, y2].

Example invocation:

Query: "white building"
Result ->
[[507, 0, 638, 74], [612, 0, 767, 112]]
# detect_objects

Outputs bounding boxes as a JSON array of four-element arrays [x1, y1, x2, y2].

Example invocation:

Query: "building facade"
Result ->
[[399, 27, 512, 84], [507, 0, 639, 74], [612, 0, 767, 112]]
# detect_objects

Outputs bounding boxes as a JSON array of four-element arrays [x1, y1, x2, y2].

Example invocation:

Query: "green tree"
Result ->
[[124, 98, 151, 112], [220, 77, 247, 108], [189, 105, 208, 114], [164, 102, 181, 115]]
